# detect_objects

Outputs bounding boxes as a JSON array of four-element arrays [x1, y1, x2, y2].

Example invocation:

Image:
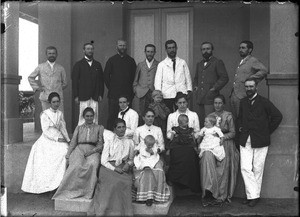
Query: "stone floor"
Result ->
[[6, 191, 299, 216]]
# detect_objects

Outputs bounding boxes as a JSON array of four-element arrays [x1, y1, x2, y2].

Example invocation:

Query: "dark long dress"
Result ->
[[200, 111, 239, 201], [167, 126, 200, 192]]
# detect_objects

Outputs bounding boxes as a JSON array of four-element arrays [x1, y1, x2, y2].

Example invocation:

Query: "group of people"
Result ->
[[21, 38, 283, 215]]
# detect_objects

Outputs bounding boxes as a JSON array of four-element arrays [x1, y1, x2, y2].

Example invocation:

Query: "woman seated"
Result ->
[[52, 107, 104, 200], [88, 118, 134, 216], [132, 108, 170, 206], [200, 94, 239, 206], [22, 92, 70, 194], [166, 92, 200, 193]]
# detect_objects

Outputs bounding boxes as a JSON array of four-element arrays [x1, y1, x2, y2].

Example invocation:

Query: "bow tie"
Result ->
[[120, 107, 130, 119]]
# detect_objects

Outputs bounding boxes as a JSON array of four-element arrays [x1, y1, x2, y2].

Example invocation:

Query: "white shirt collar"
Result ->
[[249, 93, 258, 100], [47, 60, 55, 67], [146, 59, 154, 68]]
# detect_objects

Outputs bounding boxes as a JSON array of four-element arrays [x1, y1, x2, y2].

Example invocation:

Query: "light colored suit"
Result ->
[[133, 59, 159, 98], [133, 59, 159, 115], [28, 61, 67, 112]]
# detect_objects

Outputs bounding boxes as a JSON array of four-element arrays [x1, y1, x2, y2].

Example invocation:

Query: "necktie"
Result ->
[[172, 59, 176, 72], [120, 107, 130, 119]]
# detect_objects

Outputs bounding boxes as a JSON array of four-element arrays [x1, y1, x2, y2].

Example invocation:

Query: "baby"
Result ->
[[198, 115, 225, 161], [170, 114, 197, 152], [148, 90, 170, 138], [134, 135, 160, 170]]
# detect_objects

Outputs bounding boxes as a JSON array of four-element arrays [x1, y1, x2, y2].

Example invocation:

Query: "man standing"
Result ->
[[238, 78, 282, 207], [154, 40, 192, 112], [133, 44, 159, 116], [104, 39, 136, 130], [230, 40, 268, 119], [28, 46, 67, 112], [72, 42, 104, 126], [193, 42, 229, 127]]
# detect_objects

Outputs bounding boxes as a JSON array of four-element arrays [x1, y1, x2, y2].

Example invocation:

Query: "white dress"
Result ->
[[21, 108, 70, 194], [134, 144, 160, 170], [198, 126, 225, 161]]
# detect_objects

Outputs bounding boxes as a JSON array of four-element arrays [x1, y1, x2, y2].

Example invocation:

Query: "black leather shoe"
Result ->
[[242, 199, 250, 204], [146, 199, 153, 206], [248, 198, 260, 207]]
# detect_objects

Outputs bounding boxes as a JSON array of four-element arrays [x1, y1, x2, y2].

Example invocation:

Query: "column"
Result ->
[[1, 2, 23, 144], [264, 2, 298, 198]]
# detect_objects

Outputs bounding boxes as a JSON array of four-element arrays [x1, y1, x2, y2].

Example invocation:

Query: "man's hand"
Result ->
[[75, 97, 79, 104], [115, 167, 123, 174], [210, 87, 216, 92], [170, 132, 175, 141]]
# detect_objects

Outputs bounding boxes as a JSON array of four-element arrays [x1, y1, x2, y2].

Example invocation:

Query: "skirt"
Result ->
[[133, 160, 170, 203], [88, 165, 133, 216], [52, 144, 101, 199], [21, 134, 68, 194], [167, 146, 200, 192]]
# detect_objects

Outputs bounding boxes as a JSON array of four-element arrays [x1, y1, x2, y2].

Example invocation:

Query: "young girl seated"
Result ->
[[198, 115, 225, 161], [148, 90, 170, 139], [134, 135, 160, 170]]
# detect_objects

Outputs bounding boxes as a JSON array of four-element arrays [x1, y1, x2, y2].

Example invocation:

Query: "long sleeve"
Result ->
[[156, 127, 165, 151], [104, 58, 112, 90], [192, 113, 200, 135], [28, 66, 40, 91], [101, 140, 115, 171], [183, 60, 193, 91], [59, 113, 70, 142], [130, 59, 137, 86], [72, 63, 80, 98], [41, 113, 59, 142], [98, 64, 105, 98], [93, 126, 104, 153], [133, 129, 141, 151], [249, 58, 268, 82], [61, 67, 68, 90], [66, 126, 79, 157], [193, 63, 199, 88], [213, 59, 229, 91], [222, 114, 236, 140], [133, 64, 141, 93], [154, 63, 163, 91], [215, 127, 224, 138], [126, 142, 134, 166], [167, 114, 176, 139], [125, 111, 139, 137], [266, 100, 283, 134]]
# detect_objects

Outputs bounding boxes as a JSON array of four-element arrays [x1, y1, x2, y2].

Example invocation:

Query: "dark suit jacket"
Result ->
[[72, 58, 104, 101], [104, 54, 136, 100], [193, 56, 229, 105], [237, 94, 282, 148], [133, 59, 159, 98]]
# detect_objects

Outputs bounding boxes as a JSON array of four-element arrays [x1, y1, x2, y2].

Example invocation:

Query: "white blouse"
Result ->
[[118, 108, 139, 138], [166, 109, 200, 139], [101, 135, 134, 171], [133, 124, 165, 151], [41, 108, 70, 142]]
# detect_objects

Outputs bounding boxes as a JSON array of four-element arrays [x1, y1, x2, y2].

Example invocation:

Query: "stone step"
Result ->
[[54, 187, 174, 215]]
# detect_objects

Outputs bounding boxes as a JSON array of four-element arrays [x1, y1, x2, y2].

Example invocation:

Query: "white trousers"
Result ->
[[78, 99, 98, 126], [240, 136, 268, 199]]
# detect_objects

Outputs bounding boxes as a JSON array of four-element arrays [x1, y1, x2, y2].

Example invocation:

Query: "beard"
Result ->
[[202, 52, 211, 60], [118, 48, 127, 55], [246, 90, 255, 98]]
